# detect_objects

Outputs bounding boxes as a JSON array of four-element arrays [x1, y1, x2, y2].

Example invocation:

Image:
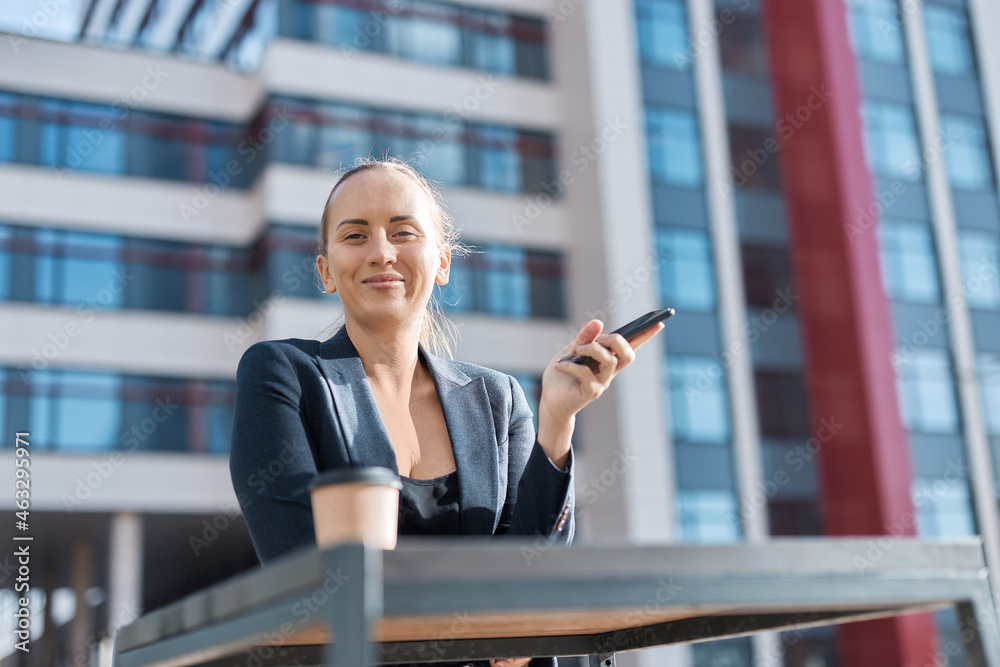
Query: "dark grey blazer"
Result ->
[[230, 323, 575, 565]]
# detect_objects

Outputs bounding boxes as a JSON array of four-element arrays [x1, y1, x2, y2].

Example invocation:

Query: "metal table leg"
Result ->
[[323, 544, 383, 667], [589, 655, 616, 667], [958, 580, 1000, 667]]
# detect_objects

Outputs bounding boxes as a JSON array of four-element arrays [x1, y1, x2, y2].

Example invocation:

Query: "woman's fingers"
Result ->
[[490, 659, 532, 667], [626, 321, 665, 351]]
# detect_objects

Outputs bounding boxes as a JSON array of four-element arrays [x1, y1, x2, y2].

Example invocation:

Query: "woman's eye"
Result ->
[[344, 233, 364, 240]]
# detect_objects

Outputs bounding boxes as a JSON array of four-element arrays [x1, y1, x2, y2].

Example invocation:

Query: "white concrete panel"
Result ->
[[0, 36, 264, 122], [265, 163, 567, 249], [0, 164, 265, 245], [0, 302, 245, 379], [0, 453, 237, 514], [260, 39, 559, 131]]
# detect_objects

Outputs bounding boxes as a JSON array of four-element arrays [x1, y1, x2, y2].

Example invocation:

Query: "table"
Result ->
[[112, 537, 1000, 666]]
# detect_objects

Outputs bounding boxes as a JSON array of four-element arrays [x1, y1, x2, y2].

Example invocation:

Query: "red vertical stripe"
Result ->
[[762, 0, 940, 664]]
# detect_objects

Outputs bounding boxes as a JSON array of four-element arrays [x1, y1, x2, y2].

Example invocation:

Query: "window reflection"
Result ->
[[862, 101, 922, 181], [958, 231, 1000, 310], [278, 0, 546, 79], [978, 353, 1000, 437], [846, 0, 904, 64], [924, 4, 976, 76], [894, 348, 959, 434], [657, 228, 716, 312], [646, 107, 703, 187], [913, 477, 976, 537], [667, 356, 731, 444], [677, 489, 740, 543], [5, 368, 235, 454], [636, 0, 688, 69], [940, 114, 994, 191], [877, 220, 941, 304]]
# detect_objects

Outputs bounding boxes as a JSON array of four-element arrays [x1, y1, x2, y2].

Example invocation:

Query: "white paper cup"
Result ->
[[307, 467, 403, 550]]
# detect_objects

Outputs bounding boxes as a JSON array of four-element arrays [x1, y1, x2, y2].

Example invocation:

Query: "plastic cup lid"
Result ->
[[308, 466, 403, 492]]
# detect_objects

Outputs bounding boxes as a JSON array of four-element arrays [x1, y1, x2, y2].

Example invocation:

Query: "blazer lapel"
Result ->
[[419, 345, 501, 536], [315, 326, 398, 471], [315, 325, 501, 535]]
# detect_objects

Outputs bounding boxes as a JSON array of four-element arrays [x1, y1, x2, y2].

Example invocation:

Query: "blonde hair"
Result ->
[[315, 156, 474, 359]]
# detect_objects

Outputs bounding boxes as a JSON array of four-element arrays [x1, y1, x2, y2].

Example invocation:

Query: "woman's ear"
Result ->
[[436, 245, 451, 286], [316, 255, 336, 293]]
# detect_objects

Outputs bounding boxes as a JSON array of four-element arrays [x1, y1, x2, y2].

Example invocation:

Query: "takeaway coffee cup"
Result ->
[[307, 467, 403, 550]]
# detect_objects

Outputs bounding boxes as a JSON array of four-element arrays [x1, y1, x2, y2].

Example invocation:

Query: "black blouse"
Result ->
[[398, 471, 461, 535]]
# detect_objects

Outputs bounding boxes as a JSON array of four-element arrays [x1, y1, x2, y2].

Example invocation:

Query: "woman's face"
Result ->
[[316, 169, 450, 332]]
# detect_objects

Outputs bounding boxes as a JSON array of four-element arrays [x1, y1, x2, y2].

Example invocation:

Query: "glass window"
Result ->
[[63, 102, 124, 174], [485, 246, 530, 318], [913, 477, 976, 537], [62, 232, 125, 307], [754, 371, 810, 438], [728, 125, 782, 190], [474, 125, 520, 192], [895, 348, 959, 434], [940, 114, 994, 191], [0, 92, 14, 162], [0, 224, 10, 300], [411, 114, 466, 186], [862, 101, 922, 181], [636, 0, 688, 69], [668, 356, 730, 444], [316, 104, 373, 171], [958, 231, 1000, 310], [32, 229, 58, 304], [29, 370, 55, 449], [741, 245, 794, 309], [57, 372, 121, 450], [924, 4, 975, 76], [646, 107, 702, 186], [410, 1, 462, 66], [657, 228, 716, 312], [846, 0, 904, 64], [466, 9, 516, 75], [717, 11, 767, 76], [677, 489, 740, 543], [877, 220, 940, 304], [977, 353, 1000, 437]]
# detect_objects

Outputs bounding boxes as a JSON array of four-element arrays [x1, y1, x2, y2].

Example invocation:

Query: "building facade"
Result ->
[[0, 0, 999, 665]]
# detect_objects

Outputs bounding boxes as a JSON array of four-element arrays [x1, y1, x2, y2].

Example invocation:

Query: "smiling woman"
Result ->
[[229, 157, 665, 667]]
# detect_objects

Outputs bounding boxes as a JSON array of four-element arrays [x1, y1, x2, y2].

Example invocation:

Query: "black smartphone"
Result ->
[[560, 308, 675, 372]]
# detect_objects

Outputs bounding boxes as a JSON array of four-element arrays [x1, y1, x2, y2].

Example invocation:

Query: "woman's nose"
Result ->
[[367, 231, 396, 264]]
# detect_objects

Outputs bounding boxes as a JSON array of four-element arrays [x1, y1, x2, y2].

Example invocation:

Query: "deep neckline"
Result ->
[[399, 470, 458, 485]]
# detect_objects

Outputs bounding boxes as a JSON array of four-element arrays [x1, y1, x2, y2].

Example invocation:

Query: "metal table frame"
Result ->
[[112, 537, 1000, 666]]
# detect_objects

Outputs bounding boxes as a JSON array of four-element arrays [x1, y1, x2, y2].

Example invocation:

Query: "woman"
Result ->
[[229, 158, 664, 667]]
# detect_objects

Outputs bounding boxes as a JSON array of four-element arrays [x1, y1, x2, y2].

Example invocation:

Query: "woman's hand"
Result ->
[[490, 659, 532, 667], [535, 319, 664, 467]]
